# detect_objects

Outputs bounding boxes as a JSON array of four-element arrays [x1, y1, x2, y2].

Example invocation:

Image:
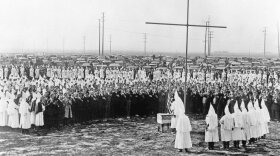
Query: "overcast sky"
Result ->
[[0, 0, 280, 55]]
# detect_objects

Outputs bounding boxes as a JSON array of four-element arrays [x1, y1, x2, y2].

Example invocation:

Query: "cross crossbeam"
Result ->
[[146, 22, 227, 29]]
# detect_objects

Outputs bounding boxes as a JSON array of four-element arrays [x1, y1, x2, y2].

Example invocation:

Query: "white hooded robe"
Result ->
[[19, 99, 31, 129], [220, 103, 234, 141], [248, 101, 258, 138], [240, 100, 251, 141], [205, 104, 219, 142], [174, 91, 192, 149], [232, 101, 246, 141], [7, 99, 20, 128], [260, 99, 270, 134]]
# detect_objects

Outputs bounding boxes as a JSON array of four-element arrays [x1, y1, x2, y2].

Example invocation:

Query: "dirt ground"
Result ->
[[0, 115, 280, 155]]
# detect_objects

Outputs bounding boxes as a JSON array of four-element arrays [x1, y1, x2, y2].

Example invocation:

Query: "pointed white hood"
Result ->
[[240, 99, 247, 113], [247, 100, 257, 126], [224, 103, 231, 115], [206, 104, 218, 130], [261, 99, 270, 122], [233, 101, 243, 128], [174, 90, 185, 116], [234, 101, 241, 114]]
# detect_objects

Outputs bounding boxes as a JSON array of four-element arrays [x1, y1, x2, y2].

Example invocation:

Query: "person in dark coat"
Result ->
[[88, 92, 95, 120], [146, 90, 154, 116], [125, 91, 132, 118], [216, 92, 228, 118], [97, 92, 105, 119], [73, 92, 83, 123], [266, 90, 273, 116], [56, 94, 65, 129], [105, 90, 112, 119], [212, 92, 219, 114], [130, 90, 137, 116], [138, 91, 145, 116], [110, 91, 117, 118], [152, 90, 159, 114], [158, 90, 165, 113], [44, 96, 59, 129], [82, 92, 90, 122], [194, 90, 203, 114], [271, 91, 280, 121], [119, 91, 127, 117], [185, 88, 192, 114]]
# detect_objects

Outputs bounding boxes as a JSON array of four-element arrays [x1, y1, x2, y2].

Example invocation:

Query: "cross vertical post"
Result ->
[[277, 23, 280, 57], [184, 0, 190, 109], [204, 21, 208, 58]]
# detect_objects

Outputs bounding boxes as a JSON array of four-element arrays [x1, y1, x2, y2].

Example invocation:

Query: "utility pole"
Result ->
[[146, 0, 227, 108], [263, 27, 266, 57], [144, 33, 147, 56], [204, 21, 209, 58], [207, 24, 210, 56], [99, 19, 101, 56], [277, 23, 280, 57], [102, 12, 105, 56], [83, 36, 86, 54], [208, 31, 213, 56], [109, 35, 112, 55]]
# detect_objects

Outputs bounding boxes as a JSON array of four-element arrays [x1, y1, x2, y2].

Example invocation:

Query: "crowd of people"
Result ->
[[171, 89, 270, 152], [0, 64, 276, 138]]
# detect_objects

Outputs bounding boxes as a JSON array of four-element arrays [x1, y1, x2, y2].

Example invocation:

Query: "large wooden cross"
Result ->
[[146, 0, 227, 109]]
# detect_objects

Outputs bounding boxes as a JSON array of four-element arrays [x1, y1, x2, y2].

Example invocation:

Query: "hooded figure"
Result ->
[[170, 91, 185, 129], [35, 94, 44, 127], [0, 94, 8, 126], [247, 100, 257, 143], [232, 101, 245, 148], [240, 99, 251, 147], [174, 91, 192, 152], [7, 98, 20, 128], [219, 101, 234, 149], [205, 103, 219, 150], [19, 97, 31, 131], [254, 100, 263, 138], [260, 99, 270, 135], [30, 93, 37, 125]]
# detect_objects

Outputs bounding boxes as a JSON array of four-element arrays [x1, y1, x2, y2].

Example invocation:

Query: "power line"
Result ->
[[263, 27, 266, 57], [104, 26, 199, 40], [99, 19, 101, 56], [102, 12, 105, 56]]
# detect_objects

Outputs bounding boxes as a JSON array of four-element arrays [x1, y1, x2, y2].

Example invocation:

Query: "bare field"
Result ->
[[0, 116, 280, 155]]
